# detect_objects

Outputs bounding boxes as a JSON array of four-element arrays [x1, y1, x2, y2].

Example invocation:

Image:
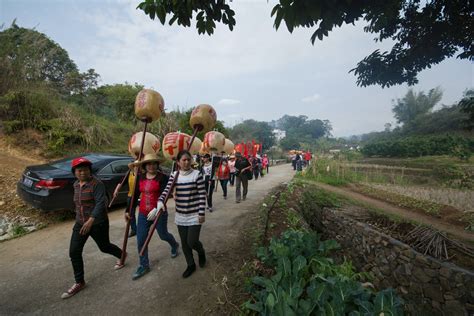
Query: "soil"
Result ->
[[0, 135, 76, 227]]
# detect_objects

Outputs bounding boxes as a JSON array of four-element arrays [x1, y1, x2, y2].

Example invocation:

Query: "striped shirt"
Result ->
[[160, 169, 206, 226]]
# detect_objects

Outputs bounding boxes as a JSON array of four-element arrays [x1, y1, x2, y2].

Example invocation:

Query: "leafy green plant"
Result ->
[[12, 224, 27, 237], [244, 230, 404, 315]]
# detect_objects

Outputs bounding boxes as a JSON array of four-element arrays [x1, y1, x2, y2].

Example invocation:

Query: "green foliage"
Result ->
[[12, 224, 27, 237], [361, 134, 474, 160], [137, 0, 236, 35], [275, 115, 332, 151], [244, 229, 403, 315], [0, 22, 78, 94], [0, 86, 60, 130], [392, 87, 442, 125], [3, 120, 23, 134], [459, 89, 474, 130], [138, 1, 471, 88], [301, 189, 341, 210], [165, 108, 229, 139], [95, 83, 144, 121], [230, 119, 275, 150]]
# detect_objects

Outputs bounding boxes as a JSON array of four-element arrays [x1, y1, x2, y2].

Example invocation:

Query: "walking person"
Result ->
[[201, 153, 215, 212], [291, 152, 297, 170], [112, 156, 138, 238], [257, 155, 264, 178], [62, 157, 124, 299], [251, 156, 261, 180], [228, 155, 236, 186], [216, 158, 230, 199], [262, 154, 269, 174], [129, 153, 179, 280], [152, 150, 207, 278], [296, 153, 303, 171], [234, 152, 252, 203], [304, 151, 312, 168]]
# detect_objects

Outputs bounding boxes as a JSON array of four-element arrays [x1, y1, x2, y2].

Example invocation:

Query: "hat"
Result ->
[[129, 153, 163, 168], [202, 153, 211, 159], [71, 157, 92, 173], [229, 155, 235, 159]]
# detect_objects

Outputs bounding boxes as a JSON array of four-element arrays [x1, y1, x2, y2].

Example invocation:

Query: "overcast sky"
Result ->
[[1, 0, 472, 137]]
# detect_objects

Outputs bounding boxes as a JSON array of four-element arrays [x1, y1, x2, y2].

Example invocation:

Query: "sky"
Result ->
[[1, 0, 473, 137]]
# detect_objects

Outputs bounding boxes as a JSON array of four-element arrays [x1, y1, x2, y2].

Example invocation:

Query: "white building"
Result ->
[[273, 129, 286, 141]]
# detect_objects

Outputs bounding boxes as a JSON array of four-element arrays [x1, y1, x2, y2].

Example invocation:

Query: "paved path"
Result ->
[[0, 164, 294, 315]]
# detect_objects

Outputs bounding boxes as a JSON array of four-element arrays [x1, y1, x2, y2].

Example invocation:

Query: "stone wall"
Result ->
[[321, 209, 474, 316]]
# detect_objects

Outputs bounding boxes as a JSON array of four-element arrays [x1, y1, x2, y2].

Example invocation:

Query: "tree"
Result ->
[[459, 89, 474, 130], [0, 22, 78, 94], [137, 0, 472, 88], [230, 119, 275, 150], [279, 134, 300, 151], [97, 83, 144, 121], [392, 87, 442, 126], [64, 68, 101, 95], [159, 107, 229, 141]]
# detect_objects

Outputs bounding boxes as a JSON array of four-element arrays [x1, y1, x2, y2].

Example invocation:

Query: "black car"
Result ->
[[17, 153, 134, 212]]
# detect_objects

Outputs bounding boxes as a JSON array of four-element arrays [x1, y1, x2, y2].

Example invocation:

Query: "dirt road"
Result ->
[[0, 164, 294, 315]]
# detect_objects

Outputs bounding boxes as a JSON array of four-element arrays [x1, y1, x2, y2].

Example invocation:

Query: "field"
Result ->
[[301, 155, 474, 232]]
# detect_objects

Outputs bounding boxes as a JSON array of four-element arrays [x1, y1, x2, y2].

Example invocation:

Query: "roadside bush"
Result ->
[[0, 86, 60, 129], [361, 134, 473, 160]]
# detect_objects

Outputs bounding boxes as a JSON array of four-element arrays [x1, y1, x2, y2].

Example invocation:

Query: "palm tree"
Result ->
[[392, 87, 443, 126]]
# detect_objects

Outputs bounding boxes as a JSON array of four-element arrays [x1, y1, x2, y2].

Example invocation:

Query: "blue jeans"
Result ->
[[219, 179, 228, 197], [136, 212, 178, 268]]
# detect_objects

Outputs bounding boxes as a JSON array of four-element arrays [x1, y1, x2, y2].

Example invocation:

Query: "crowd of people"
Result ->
[[290, 150, 312, 171], [61, 150, 273, 299]]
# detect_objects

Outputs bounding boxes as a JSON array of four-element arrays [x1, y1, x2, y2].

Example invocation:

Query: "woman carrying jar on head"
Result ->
[[151, 150, 207, 278]]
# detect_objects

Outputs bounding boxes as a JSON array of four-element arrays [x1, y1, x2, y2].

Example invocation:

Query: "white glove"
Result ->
[[147, 208, 158, 221], [157, 201, 165, 212], [147, 201, 165, 221]]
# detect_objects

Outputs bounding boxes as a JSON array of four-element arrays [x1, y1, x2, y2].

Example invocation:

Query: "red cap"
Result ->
[[71, 157, 92, 172]]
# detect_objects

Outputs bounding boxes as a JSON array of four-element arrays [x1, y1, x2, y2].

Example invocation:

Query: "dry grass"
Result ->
[[367, 183, 474, 213]]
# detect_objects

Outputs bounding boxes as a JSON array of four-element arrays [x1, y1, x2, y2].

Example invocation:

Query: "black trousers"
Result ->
[[204, 179, 215, 207], [229, 172, 236, 186], [177, 225, 205, 267], [69, 221, 122, 283]]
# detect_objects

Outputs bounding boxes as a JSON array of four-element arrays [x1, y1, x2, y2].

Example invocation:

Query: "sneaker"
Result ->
[[132, 266, 150, 280], [128, 230, 136, 238], [243, 196, 246, 201], [182, 264, 196, 278], [199, 251, 206, 268], [171, 243, 180, 258], [208, 207, 213, 213], [236, 200, 240, 204], [223, 196, 227, 200], [61, 282, 85, 299]]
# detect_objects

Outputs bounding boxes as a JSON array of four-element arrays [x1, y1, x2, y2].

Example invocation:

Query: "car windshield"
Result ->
[[50, 155, 103, 171]]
